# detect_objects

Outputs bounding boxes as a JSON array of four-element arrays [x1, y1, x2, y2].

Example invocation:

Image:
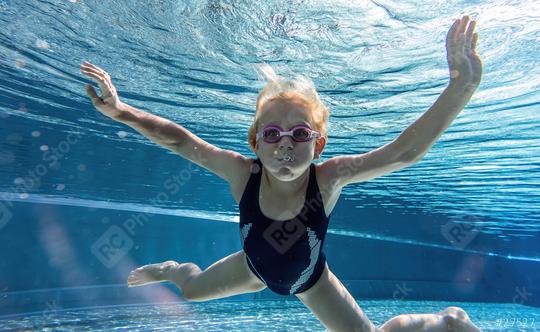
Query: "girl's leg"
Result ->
[[295, 263, 482, 332], [127, 250, 267, 301], [295, 262, 379, 332], [379, 307, 482, 332]]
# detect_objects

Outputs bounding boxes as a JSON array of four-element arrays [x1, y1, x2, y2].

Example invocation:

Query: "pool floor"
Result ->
[[0, 299, 538, 331]]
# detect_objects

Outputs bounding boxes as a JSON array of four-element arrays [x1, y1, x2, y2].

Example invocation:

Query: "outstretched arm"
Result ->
[[319, 15, 483, 190], [392, 15, 483, 163], [80, 61, 248, 185]]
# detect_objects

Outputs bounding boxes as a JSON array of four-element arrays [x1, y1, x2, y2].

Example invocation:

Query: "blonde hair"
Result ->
[[248, 63, 330, 151]]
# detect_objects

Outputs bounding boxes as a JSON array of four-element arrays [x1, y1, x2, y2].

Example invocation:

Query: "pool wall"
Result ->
[[0, 199, 538, 316]]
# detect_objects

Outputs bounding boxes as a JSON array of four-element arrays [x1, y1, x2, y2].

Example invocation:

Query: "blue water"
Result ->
[[1, 300, 539, 331], [1, 0, 540, 330]]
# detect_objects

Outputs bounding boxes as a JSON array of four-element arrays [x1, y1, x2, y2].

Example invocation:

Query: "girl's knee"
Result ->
[[441, 308, 481, 332], [440, 306, 468, 320]]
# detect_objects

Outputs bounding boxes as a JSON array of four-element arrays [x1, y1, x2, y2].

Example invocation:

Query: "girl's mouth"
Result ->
[[278, 154, 295, 162]]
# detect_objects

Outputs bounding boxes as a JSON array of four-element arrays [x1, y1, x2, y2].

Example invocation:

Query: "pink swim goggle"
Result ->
[[256, 124, 321, 143]]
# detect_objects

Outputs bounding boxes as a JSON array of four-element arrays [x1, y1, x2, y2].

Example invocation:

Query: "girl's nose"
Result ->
[[278, 136, 294, 149]]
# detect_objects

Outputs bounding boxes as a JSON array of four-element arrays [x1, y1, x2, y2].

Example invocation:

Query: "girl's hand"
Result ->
[[80, 61, 126, 120], [446, 15, 483, 90]]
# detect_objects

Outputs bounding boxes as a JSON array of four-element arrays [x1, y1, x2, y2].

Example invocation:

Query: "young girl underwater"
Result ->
[[81, 15, 483, 332]]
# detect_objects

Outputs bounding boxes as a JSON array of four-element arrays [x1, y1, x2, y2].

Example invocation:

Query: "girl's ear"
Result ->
[[314, 136, 327, 159], [251, 141, 259, 154]]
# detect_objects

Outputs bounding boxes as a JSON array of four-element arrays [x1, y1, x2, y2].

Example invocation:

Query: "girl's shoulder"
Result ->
[[229, 157, 258, 205]]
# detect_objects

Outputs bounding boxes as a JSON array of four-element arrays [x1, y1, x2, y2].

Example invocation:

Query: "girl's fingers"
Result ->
[[103, 80, 114, 97], [81, 66, 108, 79], [459, 15, 470, 35], [446, 19, 460, 47], [81, 67, 104, 79], [81, 69, 103, 83], [82, 61, 105, 73], [81, 69, 114, 96], [465, 20, 476, 46], [81, 70, 108, 88], [81, 62, 111, 81], [451, 16, 475, 53], [451, 19, 460, 44], [81, 62, 118, 103], [452, 18, 460, 42], [82, 63, 101, 74], [471, 33, 478, 51], [453, 15, 468, 44], [466, 20, 476, 37], [81, 66, 114, 88], [80, 64, 103, 76]]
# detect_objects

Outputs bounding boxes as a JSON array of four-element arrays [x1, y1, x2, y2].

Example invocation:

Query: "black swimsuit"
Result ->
[[239, 158, 331, 295]]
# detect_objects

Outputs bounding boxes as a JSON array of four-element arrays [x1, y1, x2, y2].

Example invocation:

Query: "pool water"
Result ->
[[1, 300, 539, 331], [1, 0, 539, 329]]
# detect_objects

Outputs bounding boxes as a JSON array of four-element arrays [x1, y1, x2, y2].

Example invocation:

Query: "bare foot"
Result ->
[[439, 306, 482, 332], [380, 306, 482, 332], [127, 260, 180, 287]]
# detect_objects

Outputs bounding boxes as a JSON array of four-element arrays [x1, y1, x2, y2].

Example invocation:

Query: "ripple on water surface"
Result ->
[[0, 300, 539, 331]]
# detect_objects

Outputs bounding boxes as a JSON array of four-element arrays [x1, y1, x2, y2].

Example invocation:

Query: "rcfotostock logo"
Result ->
[[91, 225, 134, 269], [262, 192, 325, 254], [90, 153, 206, 269], [260, 154, 365, 254], [513, 286, 532, 305], [263, 218, 306, 254], [392, 282, 412, 301], [0, 130, 83, 230], [441, 214, 484, 250]]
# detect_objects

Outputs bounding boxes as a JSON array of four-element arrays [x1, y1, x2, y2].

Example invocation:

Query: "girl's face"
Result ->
[[255, 97, 325, 181]]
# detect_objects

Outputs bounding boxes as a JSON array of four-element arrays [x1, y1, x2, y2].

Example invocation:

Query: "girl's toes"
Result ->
[[127, 280, 142, 287], [125, 261, 178, 288], [127, 273, 139, 286]]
